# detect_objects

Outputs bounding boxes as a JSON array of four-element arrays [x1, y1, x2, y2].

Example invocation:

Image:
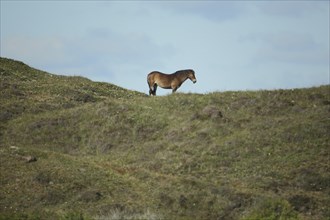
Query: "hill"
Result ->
[[0, 57, 329, 219]]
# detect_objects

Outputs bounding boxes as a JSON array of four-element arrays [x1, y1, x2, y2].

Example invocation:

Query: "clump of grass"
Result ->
[[243, 197, 297, 220]]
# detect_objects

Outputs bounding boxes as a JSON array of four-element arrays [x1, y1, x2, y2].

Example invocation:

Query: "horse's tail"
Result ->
[[147, 73, 151, 87], [147, 72, 155, 87], [147, 72, 157, 95]]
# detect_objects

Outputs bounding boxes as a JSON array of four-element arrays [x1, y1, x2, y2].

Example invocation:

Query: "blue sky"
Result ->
[[1, 1, 329, 95]]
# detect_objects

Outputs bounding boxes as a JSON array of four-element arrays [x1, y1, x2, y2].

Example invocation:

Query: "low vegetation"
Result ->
[[1, 57, 329, 219]]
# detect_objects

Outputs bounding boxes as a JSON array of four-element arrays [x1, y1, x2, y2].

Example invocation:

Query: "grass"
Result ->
[[0, 57, 329, 219]]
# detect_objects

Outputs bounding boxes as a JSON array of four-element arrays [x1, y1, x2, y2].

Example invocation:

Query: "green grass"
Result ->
[[1, 57, 329, 219]]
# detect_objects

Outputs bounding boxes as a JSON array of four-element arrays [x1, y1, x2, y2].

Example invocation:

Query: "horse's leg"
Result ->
[[153, 84, 158, 96], [149, 84, 154, 96], [171, 81, 181, 93], [149, 82, 155, 96], [149, 84, 157, 96], [172, 86, 178, 93]]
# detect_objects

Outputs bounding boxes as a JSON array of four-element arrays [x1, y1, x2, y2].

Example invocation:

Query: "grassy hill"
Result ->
[[0, 57, 329, 219]]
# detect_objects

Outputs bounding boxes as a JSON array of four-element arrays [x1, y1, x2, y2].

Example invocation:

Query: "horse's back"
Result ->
[[148, 71, 165, 76], [148, 71, 167, 81], [148, 71, 173, 88]]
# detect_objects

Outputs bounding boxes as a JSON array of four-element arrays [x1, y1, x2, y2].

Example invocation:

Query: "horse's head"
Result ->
[[188, 69, 197, 83]]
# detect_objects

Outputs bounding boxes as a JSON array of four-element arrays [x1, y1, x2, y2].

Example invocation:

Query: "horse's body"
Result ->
[[147, 69, 197, 96]]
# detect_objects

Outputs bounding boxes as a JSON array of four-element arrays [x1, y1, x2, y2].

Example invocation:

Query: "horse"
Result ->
[[147, 69, 197, 96]]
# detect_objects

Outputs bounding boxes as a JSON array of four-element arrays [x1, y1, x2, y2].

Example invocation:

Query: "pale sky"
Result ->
[[1, 1, 329, 95]]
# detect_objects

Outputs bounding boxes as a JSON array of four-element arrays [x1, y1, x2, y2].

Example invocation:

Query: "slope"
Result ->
[[0, 57, 329, 219], [0, 57, 144, 123]]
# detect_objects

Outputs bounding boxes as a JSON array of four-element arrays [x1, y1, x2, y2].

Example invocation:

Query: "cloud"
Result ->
[[255, 32, 329, 66], [2, 35, 69, 66], [1, 28, 173, 84], [256, 1, 328, 18], [155, 1, 247, 22]]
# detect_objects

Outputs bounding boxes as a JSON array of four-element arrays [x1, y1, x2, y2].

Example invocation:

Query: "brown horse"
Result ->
[[147, 69, 197, 96]]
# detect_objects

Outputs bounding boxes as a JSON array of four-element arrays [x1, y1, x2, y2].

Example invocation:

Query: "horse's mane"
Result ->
[[174, 69, 193, 75]]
